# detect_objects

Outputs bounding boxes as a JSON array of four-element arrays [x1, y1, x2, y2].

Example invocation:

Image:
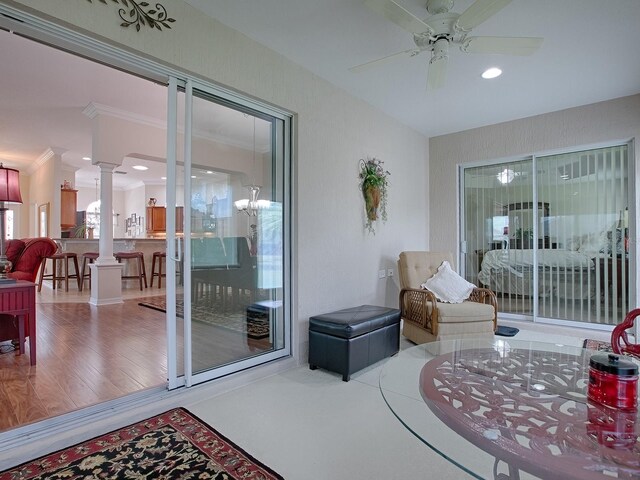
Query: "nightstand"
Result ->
[[599, 255, 629, 300]]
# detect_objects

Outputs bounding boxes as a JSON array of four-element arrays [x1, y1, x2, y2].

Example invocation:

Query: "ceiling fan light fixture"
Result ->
[[496, 168, 515, 184], [482, 67, 502, 79]]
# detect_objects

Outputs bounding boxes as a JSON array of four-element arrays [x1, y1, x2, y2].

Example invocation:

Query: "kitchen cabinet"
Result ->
[[146, 206, 166, 233], [146, 206, 183, 234], [60, 188, 77, 230], [176, 206, 184, 233]]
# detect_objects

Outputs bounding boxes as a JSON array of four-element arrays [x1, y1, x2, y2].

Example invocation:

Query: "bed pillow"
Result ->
[[421, 261, 476, 304]]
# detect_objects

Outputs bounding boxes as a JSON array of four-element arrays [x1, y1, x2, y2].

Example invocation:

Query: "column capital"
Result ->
[[95, 162, 119, 171]]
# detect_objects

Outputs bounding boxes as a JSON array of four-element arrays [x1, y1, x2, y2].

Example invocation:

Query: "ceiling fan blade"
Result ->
[[427, 55, 448, 90], [462, 36, 543, 55], [455, 0, 511, 32], [349, 48, 420, 73], [364, 0, 433, 35]]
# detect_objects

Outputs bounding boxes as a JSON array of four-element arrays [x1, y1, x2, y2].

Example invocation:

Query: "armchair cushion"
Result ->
[[422, 260, 475, 303], [437, 302, 496, 324]]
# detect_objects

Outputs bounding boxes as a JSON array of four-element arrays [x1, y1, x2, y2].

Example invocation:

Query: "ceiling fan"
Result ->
[[351, 0, 543, 89]]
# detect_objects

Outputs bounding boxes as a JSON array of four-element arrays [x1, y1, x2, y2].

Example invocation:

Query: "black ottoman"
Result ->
[[309, 305, 400, 381]]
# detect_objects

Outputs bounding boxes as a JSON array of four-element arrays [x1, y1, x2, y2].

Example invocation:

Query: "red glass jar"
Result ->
[[587, 401, 638, 450], [588, 353, 638, 410]]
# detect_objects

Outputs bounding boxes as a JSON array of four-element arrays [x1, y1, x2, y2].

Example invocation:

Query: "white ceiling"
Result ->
[[2, 1, 639, 189], [184, 0, 640, 137]]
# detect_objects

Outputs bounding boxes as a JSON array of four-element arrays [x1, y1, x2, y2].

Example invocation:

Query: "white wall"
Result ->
[[11, 0, 430, 358], [25, 153, 57, 238]]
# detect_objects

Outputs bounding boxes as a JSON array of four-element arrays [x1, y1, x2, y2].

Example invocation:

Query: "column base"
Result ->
[[89, 263, 124, 306]]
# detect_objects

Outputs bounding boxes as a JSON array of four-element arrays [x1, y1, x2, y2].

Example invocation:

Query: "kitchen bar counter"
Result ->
[[54, 238, 169, 284]]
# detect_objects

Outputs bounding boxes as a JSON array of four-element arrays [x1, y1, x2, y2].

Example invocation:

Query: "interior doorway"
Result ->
[[0, 19, 291, 431]]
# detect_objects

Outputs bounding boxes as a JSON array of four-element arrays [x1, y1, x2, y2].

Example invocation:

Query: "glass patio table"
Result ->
[[379, 338, 640, 480]]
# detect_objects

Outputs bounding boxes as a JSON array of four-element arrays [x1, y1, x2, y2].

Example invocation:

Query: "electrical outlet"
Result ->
[[378, 269, 386, 279], [387, 268, 394, 277]]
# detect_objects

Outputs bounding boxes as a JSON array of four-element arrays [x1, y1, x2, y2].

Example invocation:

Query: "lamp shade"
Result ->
[[0, 164, 22, 203]]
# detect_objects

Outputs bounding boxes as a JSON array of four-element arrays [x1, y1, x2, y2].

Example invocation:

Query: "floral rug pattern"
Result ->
[[139, 297, 270, 339], [0, 408, 283, 480]]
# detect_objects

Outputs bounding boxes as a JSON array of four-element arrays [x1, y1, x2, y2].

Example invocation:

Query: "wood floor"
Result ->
[[0, 288, 274, 432]]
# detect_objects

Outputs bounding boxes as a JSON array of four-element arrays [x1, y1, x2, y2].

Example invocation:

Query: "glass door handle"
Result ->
[[170, 237, 182, 262]]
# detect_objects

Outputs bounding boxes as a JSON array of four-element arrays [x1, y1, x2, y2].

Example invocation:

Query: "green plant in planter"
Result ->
[[358, 157, 390, 234], [73, 223, 88, 238], [73, 223, 95, 239]]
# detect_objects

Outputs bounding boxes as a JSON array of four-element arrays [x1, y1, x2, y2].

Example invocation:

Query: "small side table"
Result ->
[[0, 280, 37, 365]]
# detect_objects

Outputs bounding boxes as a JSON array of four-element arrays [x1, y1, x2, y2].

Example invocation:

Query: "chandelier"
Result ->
[[234, 115, 270, 216]]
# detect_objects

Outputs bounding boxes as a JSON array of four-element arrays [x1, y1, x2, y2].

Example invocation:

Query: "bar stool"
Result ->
[[80, 252, 99, 292], [115, 251, 147, 291], [37, 251, 81, 292], [150, 251, 166, 288]]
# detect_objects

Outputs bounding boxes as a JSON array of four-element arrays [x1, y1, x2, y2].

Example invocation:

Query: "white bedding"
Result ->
[[478, 249, 595, 299], [480, 249, 593, 272]]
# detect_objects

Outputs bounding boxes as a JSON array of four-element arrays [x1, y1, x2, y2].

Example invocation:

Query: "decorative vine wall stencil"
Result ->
[[87, 0, 176, 32]]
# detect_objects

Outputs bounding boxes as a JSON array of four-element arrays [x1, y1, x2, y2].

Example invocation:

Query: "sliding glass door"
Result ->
[[461, 144, 632, 328], [536, 146, 630, 325], [167, 78, 291, 388]]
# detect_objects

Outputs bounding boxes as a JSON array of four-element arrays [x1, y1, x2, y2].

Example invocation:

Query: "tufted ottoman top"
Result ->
[[309, 305, 400, 339]]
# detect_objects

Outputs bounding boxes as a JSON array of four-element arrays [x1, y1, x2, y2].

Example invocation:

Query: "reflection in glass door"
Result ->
[[168, 78, 290, 388], [461, 144, 632, 328], [536, 145, 630, 325]]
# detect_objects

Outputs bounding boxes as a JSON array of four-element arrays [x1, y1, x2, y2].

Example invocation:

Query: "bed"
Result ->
[[477, 248, 596, 299]]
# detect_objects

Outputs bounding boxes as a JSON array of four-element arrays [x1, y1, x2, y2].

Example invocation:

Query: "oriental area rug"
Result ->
[[0, 408, 283, 480], [138, 297, 270, 339]]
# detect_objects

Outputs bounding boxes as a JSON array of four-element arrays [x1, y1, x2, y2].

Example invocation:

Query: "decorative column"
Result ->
[[89, 162, 123, 306]]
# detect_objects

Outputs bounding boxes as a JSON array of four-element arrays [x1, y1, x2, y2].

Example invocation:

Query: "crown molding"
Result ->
[[82, 102, 166, 130], [26, 147, 67, 175]]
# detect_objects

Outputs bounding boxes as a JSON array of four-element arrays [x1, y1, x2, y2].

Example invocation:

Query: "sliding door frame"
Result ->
[[0, 2, 294, 449], [458, 139, 636, 331], [169, 78, 293, 389]]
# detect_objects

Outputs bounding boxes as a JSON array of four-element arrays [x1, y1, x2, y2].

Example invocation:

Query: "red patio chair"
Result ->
[[611, 309, 640, 359]]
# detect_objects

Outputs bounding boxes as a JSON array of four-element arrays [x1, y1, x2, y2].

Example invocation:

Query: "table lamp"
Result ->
[[0, 163, 23, 281]]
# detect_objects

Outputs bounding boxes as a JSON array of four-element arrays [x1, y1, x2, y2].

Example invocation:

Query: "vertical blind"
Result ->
[[463, 144, 629, 327]]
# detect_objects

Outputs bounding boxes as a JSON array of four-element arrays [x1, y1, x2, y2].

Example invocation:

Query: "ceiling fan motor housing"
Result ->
[[426, 0, 454, 15], [431, 37, 449, 62]]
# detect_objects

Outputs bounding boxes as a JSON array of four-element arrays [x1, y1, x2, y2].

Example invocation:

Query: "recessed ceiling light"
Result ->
[[205, 170, 213, 174], [161, 177, 167, 180], [132, 165, 148, 171], [482, 67, 502, 79], [191, 175, 197, 179], [82, 156, 91, 161]]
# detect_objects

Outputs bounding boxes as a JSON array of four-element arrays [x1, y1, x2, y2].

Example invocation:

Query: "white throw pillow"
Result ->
[[421, 260, 476, 304]]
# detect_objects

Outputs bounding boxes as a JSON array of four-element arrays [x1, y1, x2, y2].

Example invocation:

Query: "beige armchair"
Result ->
[[398, 251, 497, 344]]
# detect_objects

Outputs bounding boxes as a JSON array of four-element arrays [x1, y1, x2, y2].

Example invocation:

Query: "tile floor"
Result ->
[[184, 324, 611, 480], [9, 288, 616, 478]]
